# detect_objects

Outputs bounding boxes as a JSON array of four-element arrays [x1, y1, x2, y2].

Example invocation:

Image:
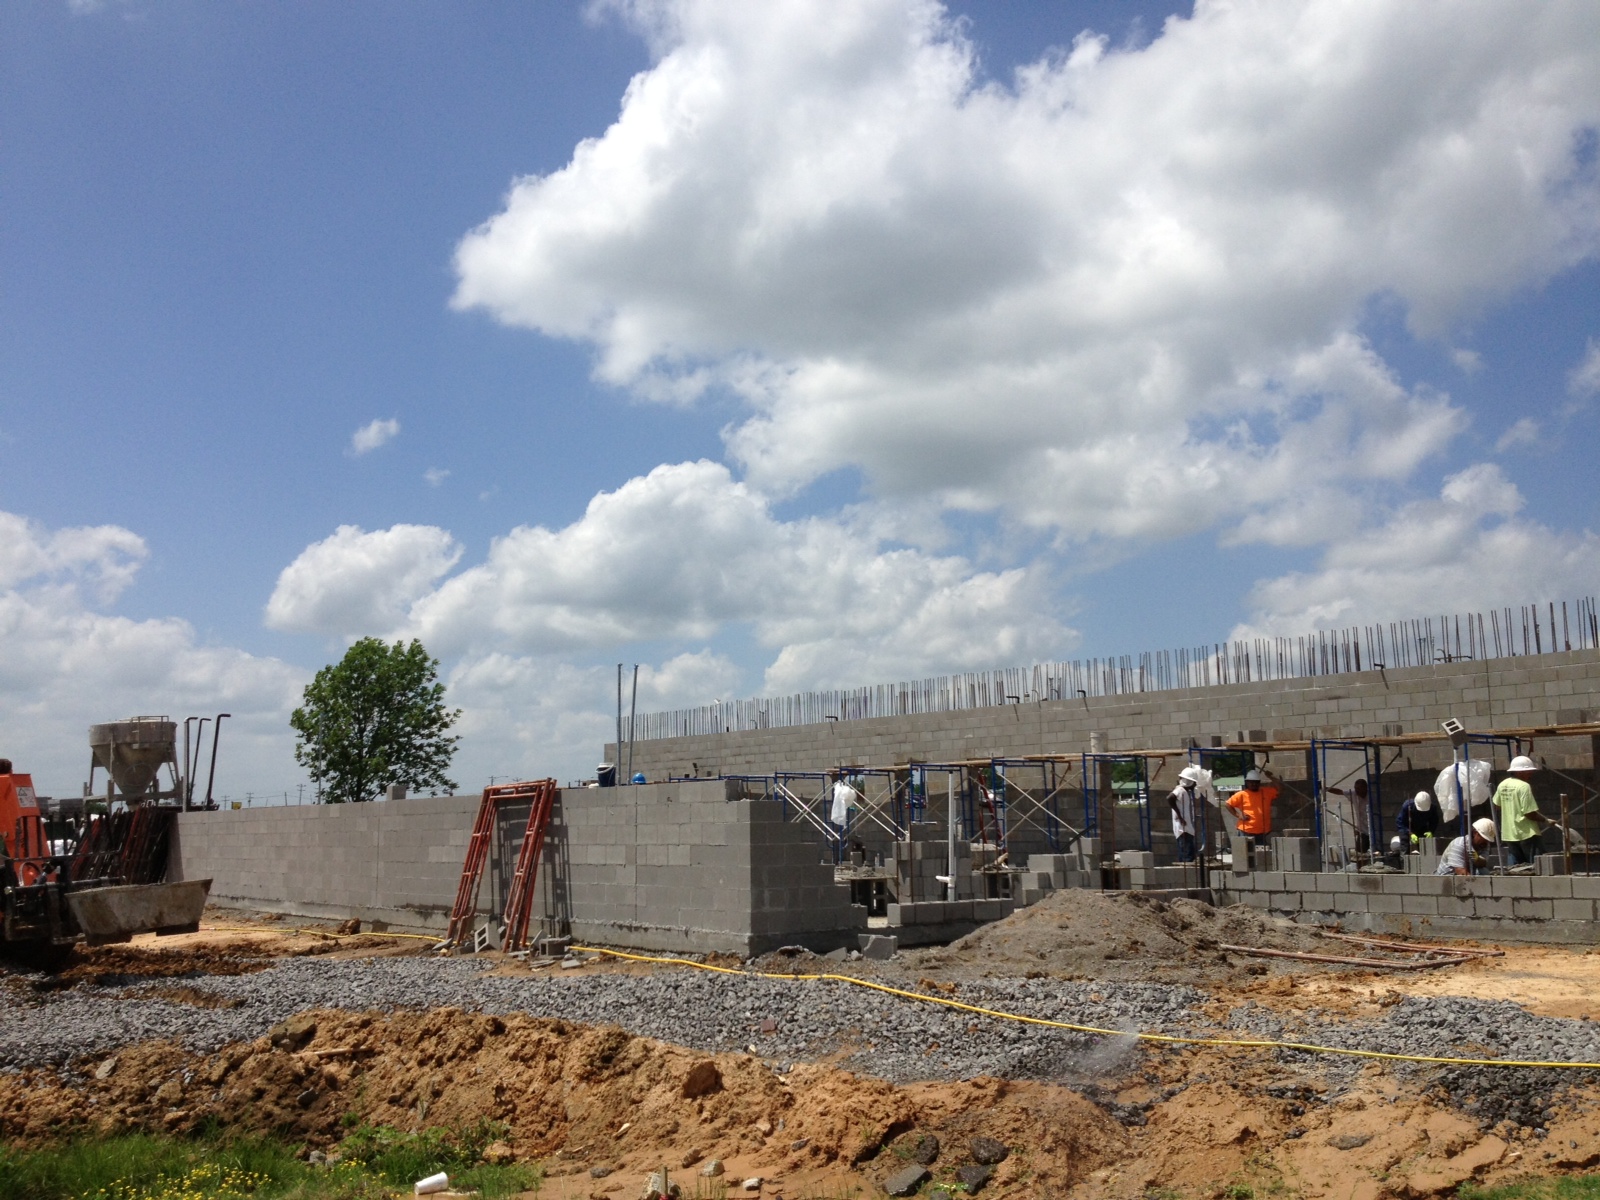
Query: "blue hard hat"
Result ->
[[632, 772, 646, 784]]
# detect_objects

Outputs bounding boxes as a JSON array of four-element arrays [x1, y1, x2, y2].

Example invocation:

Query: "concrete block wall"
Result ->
[[1216, 869, 1600, 945], [172, 781, 868, 955], [610, 649, 1600, 782], [170, 794, 479, 931], [546, 780, 865, 954]]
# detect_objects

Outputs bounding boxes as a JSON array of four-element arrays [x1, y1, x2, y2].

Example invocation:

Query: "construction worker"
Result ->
[[1168, 765, 1206, 862], [1226, 766, 1280, 849], [1395, 789, 1442, 847], [1437, 817, 1497, 875], [1491, 755, 1550, 865]]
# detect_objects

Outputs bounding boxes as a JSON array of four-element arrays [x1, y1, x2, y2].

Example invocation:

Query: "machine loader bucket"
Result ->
[[65, 879, 212, 945]]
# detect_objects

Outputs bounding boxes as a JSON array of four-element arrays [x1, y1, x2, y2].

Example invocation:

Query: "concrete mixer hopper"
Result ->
[[88, 716, 180, 803]]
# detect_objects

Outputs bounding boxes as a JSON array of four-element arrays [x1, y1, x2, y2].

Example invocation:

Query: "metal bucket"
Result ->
[[65, 878, 211, 944]]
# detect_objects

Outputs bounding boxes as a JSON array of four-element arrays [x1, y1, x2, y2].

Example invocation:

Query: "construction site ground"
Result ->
[[5, 895, 1600, 1200]]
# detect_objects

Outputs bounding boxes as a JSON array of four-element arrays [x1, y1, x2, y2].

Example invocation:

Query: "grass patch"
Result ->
[[0, 1124, 540, 1200], [1462, 1178, 1600, 1200]]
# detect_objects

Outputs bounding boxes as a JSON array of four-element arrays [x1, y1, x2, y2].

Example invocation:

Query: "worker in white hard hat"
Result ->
[[1491, 755, 1549, 865], [1395, 789, 1442, 847], [1168, 764, 1206, 863], [1437, 817, 1498, 876], [1225, 765, 1281, 849]]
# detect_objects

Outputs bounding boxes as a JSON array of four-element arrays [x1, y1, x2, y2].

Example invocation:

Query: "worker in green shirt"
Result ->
[[1491, 755, 1550, 866]]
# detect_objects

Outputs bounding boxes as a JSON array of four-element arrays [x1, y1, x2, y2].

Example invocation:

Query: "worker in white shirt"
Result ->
[[1437, 817, 1497, 876], [1168, 765, 1207, 862]]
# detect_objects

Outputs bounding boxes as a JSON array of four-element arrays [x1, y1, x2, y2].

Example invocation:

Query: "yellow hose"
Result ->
[[569, 944, 1600, 1071]]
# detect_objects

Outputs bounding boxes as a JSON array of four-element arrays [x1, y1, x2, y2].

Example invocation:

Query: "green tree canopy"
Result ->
[[290, 637, 461, 804]]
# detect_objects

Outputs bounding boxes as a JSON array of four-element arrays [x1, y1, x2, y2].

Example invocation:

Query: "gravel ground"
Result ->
[[4, 955, 1598, 1118]]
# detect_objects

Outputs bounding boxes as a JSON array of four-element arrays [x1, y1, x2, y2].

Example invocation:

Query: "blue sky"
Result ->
[[2, 0, 1598, 798]]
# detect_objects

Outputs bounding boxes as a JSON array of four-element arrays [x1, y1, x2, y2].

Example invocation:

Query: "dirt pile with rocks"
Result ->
[[909, 889, 1329, 985], [0, 1003, 1587, 1200], [0, 1008, 1125, 1198]]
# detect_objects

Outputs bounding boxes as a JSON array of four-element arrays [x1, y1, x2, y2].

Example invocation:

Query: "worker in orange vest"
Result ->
[[1226, 766, 1281, 850]]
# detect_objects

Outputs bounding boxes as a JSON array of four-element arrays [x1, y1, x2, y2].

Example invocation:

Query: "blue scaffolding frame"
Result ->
[[1080, 753, 1152, 851], [1307, 738, 1399, 863]]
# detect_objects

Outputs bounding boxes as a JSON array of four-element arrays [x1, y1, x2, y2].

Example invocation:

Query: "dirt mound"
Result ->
[[0, 1009, 1125, 1197], [920, 890, 1329, 984], [20, 943, 274, 987]]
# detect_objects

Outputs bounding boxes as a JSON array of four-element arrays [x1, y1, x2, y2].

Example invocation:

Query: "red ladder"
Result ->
[[443, 779, 558, 949], [500, 779, 557, 952]]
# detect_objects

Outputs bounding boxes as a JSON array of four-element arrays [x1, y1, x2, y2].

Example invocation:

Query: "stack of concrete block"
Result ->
[[1014, 851, 1100, 906], [1216, 869, 1600, 944], [1117, 863, 1205, 890], [1271, 836, 1320, 873], [891, 821, 970, 903], [886, 896, 1013, 928]]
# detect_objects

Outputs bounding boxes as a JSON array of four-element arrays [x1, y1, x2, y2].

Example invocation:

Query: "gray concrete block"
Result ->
[[859, 934, 897, 960], [1366, 893, 1405, 914], [1553, 898, 1595, 921], [1401, 896, 1439, 916], [1490, 876, 1534, 898], [1474, 896, 1515, 919], [1530, 877, 1573, 899], [1513, 898, 1555, 920]]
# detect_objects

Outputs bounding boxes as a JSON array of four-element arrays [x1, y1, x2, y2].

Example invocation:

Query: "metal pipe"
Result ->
[[946, 770, 956, 901], [626, 664, 639, 784], [1563, 793, 1572, 876], [190, 719, 210, 806], [203, 714, 230, 809], [182, 718, 194, 811]]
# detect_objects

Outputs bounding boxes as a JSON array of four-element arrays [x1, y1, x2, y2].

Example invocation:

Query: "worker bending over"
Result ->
[[1491, 755, 1549, 865], [1437, 818, 1497, 875], [1395, 789, 1442, 847], [1226, 766, 1280, 849]]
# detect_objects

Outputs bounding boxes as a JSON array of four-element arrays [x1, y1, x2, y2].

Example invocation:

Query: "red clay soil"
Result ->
[[0, 1008, 1594, 1200]]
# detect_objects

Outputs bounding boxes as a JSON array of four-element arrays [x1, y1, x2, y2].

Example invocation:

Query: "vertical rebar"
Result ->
[[1563, 793, 1572, 876]]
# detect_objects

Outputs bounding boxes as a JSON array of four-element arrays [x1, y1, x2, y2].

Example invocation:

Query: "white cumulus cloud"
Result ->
[[265, 524, 463, 637], [398, 460, 1073, 686], [1495, 417, 1541, 452], [1570, 339, 1600, 398], [1234, 464, 1600, 636], [454, 0, 1600, 543], [0, 510, 304, 798], [348, 417, 401, 456]]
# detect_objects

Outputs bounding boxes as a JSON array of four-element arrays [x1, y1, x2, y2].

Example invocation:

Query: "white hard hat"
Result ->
[[1244, 768, 1263, 782], [1178, 764, 1204, 784], [1473, 817, 1498, 840], [1390, 835, 1404, 851], [1413, 790, 1433, 812], [1508, 755, 1537, 773]]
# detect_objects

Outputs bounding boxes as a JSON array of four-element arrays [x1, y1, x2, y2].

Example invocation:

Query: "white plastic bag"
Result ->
[[1434, 759, 1491, 822]]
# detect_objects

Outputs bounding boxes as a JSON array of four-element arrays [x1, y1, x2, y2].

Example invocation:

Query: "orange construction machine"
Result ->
[[0, 718, 213, 967], [0, 761, 48, 889]]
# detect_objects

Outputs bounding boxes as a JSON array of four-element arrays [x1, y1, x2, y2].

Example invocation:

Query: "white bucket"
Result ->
[[415, 1172, 450, 1195]]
